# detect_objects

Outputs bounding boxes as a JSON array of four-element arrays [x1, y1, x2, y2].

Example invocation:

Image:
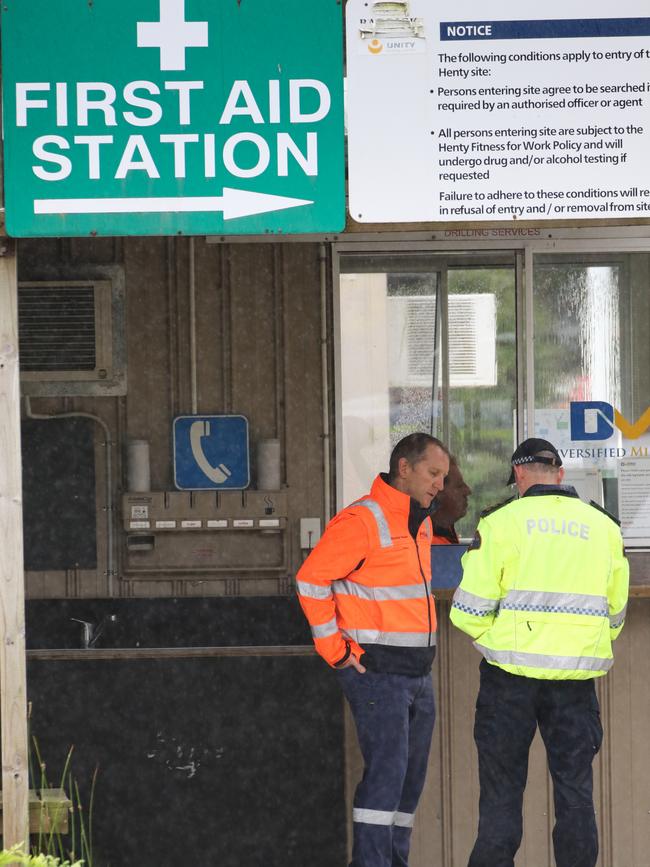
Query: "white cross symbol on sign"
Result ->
[[137, 0, 208, 71]]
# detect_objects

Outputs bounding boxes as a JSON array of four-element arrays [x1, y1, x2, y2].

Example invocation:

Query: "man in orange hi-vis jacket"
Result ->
[[296, 433, 450, 867]]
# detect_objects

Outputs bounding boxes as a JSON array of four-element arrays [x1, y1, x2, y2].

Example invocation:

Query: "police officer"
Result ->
[[450, 438, 629, 867]]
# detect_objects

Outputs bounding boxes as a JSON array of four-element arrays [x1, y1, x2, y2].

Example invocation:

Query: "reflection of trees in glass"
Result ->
[[534, 264, 620, 408], [389, 387, 437, 442], [387, 273, 437, 298], [447, 269, 516, 537], [534, 267, 590, 407]]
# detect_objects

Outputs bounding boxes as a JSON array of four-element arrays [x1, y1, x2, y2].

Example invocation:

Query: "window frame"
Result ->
[[333, 231, 650, 535]]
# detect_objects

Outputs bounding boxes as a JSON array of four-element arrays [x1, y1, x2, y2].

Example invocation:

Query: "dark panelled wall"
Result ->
[[22, 417, 97, 570], [25, 601, 345, 867], [18, 237, 342, 865], [18, 236, 328, 598], [28, 653, 345, 867]]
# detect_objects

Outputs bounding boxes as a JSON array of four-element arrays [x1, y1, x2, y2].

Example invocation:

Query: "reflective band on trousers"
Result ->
[[353, 808, 415, 827], [311, 617, 338, 639], [344, 628, 435, 647], [394, 811, 415, 828], [333, 579, 428, 601], [475, 643, 613, 672], [501, 589, 608, 617], [452, 587, 500, 617], [353, 808, 394, 826], [352, 498, 393, 548], [610, 603, 627, 629], [296, 580, 332, 600]]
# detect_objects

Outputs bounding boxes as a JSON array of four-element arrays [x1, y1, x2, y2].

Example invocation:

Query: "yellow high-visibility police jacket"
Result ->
[[450, 484, 629, 680]]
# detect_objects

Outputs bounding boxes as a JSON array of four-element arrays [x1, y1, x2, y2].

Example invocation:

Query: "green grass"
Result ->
[[29, 737, 96, 867]]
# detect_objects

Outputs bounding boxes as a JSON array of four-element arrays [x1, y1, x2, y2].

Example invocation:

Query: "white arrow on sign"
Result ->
[[33, 188, 314, 220]]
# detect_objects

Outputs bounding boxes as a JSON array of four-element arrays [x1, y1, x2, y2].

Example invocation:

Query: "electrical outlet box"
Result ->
[[300, 518, 322, 549]]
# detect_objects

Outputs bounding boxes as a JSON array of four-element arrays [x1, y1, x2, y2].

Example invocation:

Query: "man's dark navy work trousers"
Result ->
[[337, 667, 435, 867], [469, 659, 603, 867]]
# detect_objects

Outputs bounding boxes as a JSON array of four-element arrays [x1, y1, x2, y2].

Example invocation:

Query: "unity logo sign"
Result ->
[[570, 401, 650, 441]]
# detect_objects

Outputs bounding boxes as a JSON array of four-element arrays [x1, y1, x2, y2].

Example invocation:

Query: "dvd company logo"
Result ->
[[570, 401, 650, 441]]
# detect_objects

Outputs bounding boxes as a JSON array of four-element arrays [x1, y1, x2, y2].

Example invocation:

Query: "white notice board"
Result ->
[[619, 459, 650, 546], [346, 1, 650, 222]]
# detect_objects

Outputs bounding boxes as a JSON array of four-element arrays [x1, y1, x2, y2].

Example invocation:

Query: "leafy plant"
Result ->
[[0, 845, 83, 866]]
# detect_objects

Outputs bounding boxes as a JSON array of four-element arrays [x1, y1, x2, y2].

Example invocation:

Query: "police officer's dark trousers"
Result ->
[[337, 668, 436, 867], [469, 659, 603, 867]]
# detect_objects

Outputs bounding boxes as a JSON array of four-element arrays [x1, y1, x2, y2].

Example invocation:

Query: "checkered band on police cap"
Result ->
[[507, 438, 562, 485]]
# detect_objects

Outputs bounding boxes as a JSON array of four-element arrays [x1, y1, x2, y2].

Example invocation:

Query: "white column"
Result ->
[[0, 246, 29, 850]]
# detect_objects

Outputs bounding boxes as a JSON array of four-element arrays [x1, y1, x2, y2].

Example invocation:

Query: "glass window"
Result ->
[[338, 254, 518, 537], [533, 252, 650, 541], [446, 266, 517, 537], [339, 256, 440, 507]]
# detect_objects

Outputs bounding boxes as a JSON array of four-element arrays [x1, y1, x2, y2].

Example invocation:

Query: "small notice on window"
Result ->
[[619, 459, 650, 546]]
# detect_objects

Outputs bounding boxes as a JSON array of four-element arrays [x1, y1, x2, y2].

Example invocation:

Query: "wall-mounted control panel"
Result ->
[[123, 490, 287, 533], [122, 491, 289, 578]]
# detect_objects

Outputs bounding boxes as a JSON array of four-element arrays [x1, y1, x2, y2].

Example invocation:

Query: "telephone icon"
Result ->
[[173, 414, 250, 490], [190, 420, 232, 484]]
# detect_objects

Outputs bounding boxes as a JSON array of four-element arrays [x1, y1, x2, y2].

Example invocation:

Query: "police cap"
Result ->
[[507, 437, 562, 485]]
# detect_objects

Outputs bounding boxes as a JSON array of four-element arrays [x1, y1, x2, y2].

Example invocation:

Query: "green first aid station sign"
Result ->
[[1, 0, 345, 236]]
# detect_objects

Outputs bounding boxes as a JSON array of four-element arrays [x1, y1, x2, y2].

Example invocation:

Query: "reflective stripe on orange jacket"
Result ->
[[296, 475, 437, 667]]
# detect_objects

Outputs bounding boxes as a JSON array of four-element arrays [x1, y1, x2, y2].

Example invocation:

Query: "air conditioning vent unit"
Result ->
[[388, 293, 497, 388], [18, 279, 126, 396]]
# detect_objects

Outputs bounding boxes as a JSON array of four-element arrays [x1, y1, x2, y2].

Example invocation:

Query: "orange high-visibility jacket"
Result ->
[[296, 475, 437, 667], [431, 525, 459, 545]]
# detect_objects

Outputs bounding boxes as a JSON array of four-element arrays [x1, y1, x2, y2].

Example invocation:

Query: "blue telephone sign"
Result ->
[[173, 415, 250, 490]]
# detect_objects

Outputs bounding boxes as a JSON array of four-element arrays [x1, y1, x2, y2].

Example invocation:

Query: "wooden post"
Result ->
[[0, 244, 29, 851]]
